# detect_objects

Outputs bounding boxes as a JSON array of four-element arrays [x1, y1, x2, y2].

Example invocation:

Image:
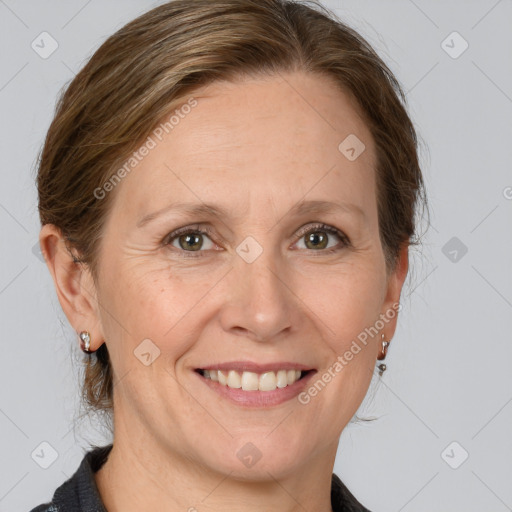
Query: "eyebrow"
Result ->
[[136, 199, 366, 228]]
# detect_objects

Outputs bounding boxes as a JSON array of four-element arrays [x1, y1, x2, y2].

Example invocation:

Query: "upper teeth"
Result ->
[[203, 369, 302, 391]]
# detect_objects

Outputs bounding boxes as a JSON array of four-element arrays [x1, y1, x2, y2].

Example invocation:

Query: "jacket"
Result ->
[[29, 444, 372, 511]]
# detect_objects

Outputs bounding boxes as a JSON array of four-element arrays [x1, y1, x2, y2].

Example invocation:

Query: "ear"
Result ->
[[381, 242, 409, 341], [39, 224, 105, 352]]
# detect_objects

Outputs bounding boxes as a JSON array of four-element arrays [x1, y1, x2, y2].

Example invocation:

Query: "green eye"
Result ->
[[163, 222, 350, 258]]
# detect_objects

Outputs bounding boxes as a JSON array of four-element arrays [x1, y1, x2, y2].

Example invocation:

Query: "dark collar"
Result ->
[[51, 444, 112, 512], [35, 444, 370, 512]]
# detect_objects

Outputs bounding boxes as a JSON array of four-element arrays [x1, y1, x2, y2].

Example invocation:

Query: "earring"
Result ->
[[79, 331, 92, 353], [377, 333, 390, 376]]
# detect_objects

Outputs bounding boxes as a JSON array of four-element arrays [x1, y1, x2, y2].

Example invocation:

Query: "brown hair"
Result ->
[[36, 0, 428, 417]]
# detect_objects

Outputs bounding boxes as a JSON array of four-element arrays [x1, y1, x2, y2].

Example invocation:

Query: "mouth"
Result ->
[[194, 368, 314, 392], [193, 363, 317, 407]]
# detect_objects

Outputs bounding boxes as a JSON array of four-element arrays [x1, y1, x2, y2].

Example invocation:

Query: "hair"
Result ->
[[36, 0, 429, 420]]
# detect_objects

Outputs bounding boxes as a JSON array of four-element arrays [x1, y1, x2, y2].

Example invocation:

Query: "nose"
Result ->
[[218, 244, 301, 343]]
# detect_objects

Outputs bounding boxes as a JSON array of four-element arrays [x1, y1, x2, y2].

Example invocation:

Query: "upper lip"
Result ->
[[197, 361, 316, 373]]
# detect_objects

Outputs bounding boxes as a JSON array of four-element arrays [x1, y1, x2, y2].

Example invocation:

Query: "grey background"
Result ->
[[1, 0, 511, 510]]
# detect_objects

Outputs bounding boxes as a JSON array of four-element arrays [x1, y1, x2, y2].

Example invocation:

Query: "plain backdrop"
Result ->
[[1, 1, 511, 511]]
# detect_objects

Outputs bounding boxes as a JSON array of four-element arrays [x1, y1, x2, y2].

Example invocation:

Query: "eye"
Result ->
[[163, 224, 216, 257], [293, 223, 350, 253], [163, 222, 351, 258]]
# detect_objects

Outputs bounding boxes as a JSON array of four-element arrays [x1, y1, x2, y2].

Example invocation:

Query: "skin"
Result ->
[[40, 70, 408, 512]]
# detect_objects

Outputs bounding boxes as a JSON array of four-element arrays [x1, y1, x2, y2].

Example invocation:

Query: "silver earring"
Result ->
[[79, 331, 92, 353], [377, 333, 390, 376]]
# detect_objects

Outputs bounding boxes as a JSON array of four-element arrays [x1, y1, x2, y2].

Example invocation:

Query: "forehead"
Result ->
[[166, 71, 373, 160], [112, 71, 377, 222]]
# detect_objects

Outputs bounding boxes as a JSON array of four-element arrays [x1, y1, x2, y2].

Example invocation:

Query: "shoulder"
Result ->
[[27, 444, 113, 512], [28, 504, 59, 512], [331, 472, 372, 512], [28, 505, 58, 512]]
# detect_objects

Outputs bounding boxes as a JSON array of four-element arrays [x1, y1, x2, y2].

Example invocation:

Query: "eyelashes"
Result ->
[[162, 222, 351, 258], [293, 223, 351, 253]]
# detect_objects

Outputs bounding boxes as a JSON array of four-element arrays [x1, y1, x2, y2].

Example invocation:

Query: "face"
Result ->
[[68, 71, 407, 479]]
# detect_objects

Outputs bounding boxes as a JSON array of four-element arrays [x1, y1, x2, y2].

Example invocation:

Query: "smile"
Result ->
[[194, 365, 317, 408], [198, 368, 306, 391]]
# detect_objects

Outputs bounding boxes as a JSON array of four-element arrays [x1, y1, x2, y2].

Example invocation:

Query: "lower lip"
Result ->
[[194, 370, 317, 408]]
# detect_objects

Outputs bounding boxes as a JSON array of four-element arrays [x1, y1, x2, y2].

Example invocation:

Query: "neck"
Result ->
[[94, 413, 337, 512]]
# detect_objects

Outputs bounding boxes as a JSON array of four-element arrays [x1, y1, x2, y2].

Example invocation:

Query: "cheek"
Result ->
[[97, 265, 196, 409], [304, 261, 385, 343], [101, 260, 213, 362], [323, 266, 383, 401]]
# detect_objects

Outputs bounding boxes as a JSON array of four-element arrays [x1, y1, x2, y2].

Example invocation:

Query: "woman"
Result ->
[[31, 0, 427, 510]]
